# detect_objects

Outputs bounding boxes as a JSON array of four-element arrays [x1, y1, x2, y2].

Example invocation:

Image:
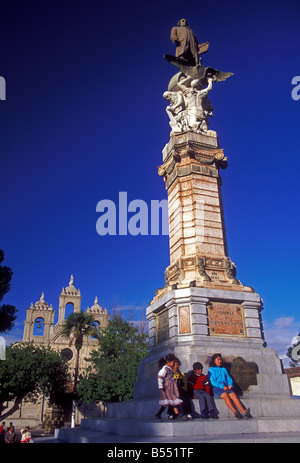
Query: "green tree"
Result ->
[[77, 314, 148, 406], [0, 250, 17, 333], [286, 333, 300, 367], [60, 312, 97, 427], [0, 342, 69, 419]]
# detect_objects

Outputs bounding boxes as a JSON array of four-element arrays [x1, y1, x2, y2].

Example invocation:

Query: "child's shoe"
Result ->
[[201, 411, 208, 419], [208, 410, 218, 419], [242, 408, 251, 419]]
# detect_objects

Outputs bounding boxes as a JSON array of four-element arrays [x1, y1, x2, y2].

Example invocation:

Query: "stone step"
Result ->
[[79, 415, 300, 437], [54, 418, 300, 443], [107, 395, 300, 420]]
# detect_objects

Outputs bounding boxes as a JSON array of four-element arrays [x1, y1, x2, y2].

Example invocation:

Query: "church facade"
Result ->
[[22, 275, 109, 374], [7, 276, 109, 428]]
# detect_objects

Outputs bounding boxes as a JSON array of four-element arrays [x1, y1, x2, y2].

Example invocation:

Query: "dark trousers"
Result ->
[[194, 389, 214, 413]]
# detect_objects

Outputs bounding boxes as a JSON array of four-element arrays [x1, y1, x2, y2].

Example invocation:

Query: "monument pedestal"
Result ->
[[134, 286, 290, 402]]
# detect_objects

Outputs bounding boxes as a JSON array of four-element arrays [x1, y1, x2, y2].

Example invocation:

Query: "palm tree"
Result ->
[[61, 312, 97, 427]]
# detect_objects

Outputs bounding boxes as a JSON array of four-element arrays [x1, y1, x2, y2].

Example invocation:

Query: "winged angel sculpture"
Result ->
[[163, 19, 233, 135]]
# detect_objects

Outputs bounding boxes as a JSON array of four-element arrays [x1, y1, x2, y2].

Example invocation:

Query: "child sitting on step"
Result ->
[[187, 362, 216, 419], [208, 353, 251, 419]]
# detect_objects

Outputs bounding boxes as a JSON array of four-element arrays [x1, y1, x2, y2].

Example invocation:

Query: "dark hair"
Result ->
[[209, 353, 222, 367], [193, 362, 203, 370], [174, 357, 181, 365], [158, 353, 176, 370]]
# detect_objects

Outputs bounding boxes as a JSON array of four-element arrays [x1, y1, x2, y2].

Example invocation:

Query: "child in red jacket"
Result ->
[[187, 362, 217, 419]]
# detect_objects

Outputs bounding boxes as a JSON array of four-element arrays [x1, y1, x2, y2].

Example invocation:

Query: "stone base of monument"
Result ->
[[135, 286, 290, 400]]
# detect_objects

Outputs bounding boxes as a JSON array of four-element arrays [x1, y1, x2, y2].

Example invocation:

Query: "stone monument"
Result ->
[[75, 20, 300, 440], [133, 18, 287, 401]]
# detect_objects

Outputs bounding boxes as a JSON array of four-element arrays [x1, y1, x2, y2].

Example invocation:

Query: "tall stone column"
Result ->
[[156, 130, 252, 295]]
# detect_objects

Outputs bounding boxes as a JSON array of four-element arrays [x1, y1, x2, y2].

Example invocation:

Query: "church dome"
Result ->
[[62, 275, 81, 296], [31, 292, 53, 310], [86, 297, 106, 314]]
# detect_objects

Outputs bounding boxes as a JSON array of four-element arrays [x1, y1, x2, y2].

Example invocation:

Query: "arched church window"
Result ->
[[64, 302, 74, 319], [91, 320, 100, 339], [33, 317, 44, 336]]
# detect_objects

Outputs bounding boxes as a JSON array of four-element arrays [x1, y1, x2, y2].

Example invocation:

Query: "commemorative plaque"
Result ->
[[230, 357, 258, 391], [208, 302, 245, 336], [178, 306, 191, 334], [156, 309, 169, 344]]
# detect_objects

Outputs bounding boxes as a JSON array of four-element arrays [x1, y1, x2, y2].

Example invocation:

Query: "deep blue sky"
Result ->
[[1, 0, 300, 363]]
